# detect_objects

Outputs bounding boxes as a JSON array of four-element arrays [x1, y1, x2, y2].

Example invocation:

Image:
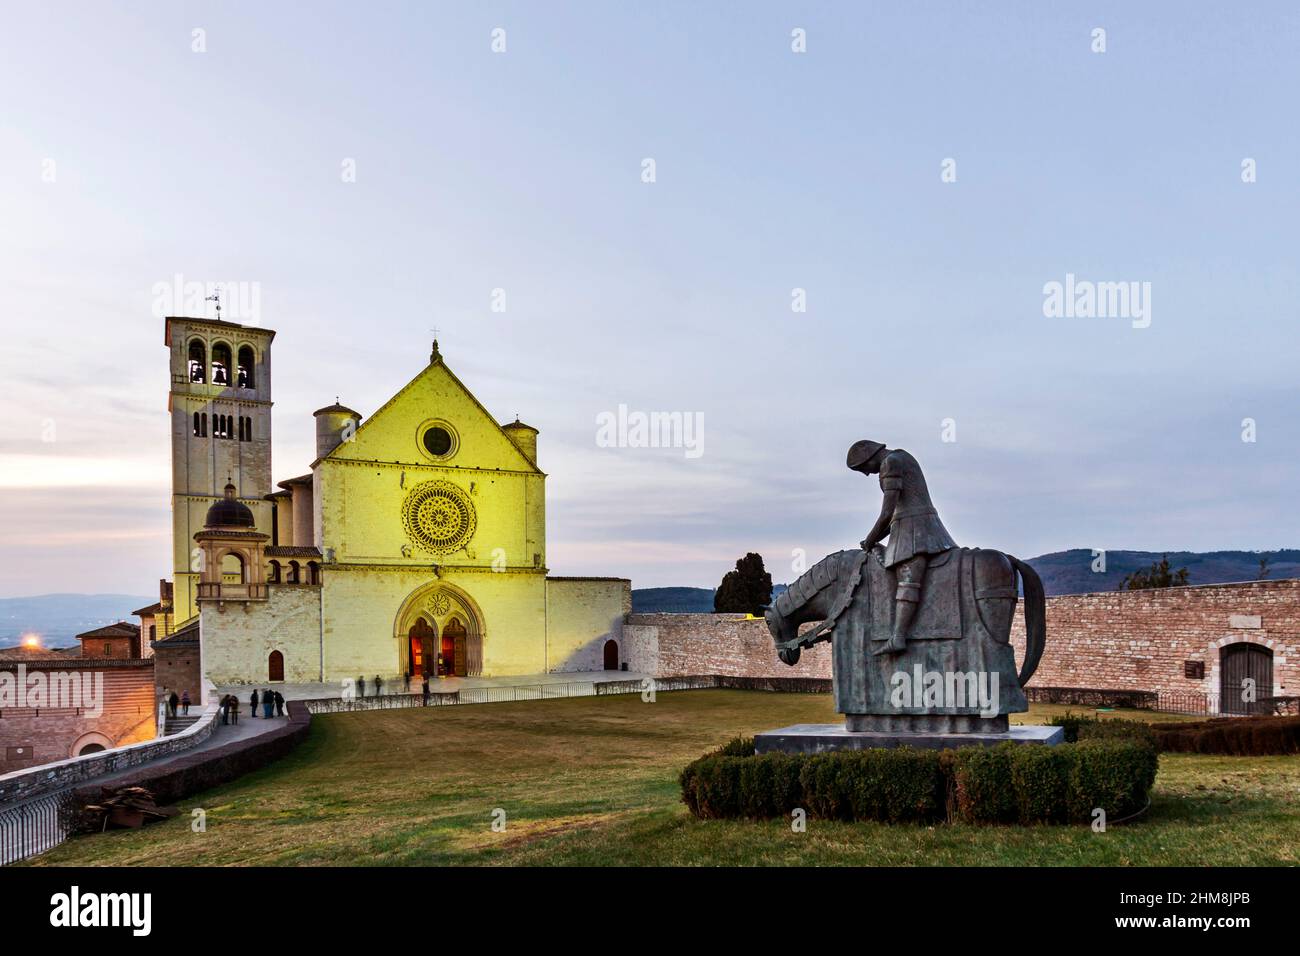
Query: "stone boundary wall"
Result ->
[[624, 613, 832, 679], [625, 580, 1300, 705], [1010, 577, 1300, 700], [71, 701, 312, 807], [0, 699, 220, 806]]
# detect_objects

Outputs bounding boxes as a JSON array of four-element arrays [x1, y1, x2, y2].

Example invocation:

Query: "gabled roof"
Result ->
[[75, 622, 140, 640], [316, 350, 543, 475]]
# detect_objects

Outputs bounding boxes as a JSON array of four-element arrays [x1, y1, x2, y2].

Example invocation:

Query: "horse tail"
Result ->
[[1009, 555, 1046, 688]]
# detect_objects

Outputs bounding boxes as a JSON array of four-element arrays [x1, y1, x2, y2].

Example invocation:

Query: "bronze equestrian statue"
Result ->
[[767, 440, 1046, 734]]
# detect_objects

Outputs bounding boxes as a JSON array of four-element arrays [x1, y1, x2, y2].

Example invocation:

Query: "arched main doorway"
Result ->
[[268, 650, 284, 682], [603, 639, 619, 670], [408, 619, 436, 678], [394, 582, 486, 677], [1220, 642, 1273, 715]]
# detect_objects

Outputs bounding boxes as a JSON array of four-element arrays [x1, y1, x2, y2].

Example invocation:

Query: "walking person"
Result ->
[[168, 690, 179, 719], [219, 694, 229, 725], [274, 690, 285, 717], [357, 675, 366, 699], [421, 676, 430, 706], [181, 689, 191, 716], [374, 674, 383, 697], [229, 695, 239, 725], [250, 688, 260, 718]]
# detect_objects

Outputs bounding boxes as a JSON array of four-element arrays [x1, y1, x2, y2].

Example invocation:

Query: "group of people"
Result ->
[[218, 694, 241, 724], [248, 688, 287, 719], [164, 689, 191, 718]]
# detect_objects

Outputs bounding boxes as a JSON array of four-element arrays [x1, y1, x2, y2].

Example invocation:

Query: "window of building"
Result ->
[[188, 340, 206, 383], [211, 342, 232, 386], [237, 346, 255, 389], [418, 420, 459, 460]]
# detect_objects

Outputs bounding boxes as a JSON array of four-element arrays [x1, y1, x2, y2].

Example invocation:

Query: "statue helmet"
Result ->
[[846, 440, 886, 473]]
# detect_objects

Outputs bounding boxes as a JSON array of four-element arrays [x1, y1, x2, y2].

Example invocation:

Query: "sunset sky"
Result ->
[[1, 1, 1297, 597]]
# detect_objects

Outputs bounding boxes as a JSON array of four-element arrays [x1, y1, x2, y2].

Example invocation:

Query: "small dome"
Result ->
[[206, 481, 255, 528]]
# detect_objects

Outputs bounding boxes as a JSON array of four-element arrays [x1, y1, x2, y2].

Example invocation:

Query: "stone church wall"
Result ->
[[202, 585, 322, 685], [546, 577, 632, 672]]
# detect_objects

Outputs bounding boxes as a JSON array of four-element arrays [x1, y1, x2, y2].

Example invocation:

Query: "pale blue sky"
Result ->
[[1, 1, 1297, 595]]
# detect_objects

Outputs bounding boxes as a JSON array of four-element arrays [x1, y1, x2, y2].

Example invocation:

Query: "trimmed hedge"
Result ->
[[681, 732, 1158, 826], [1047, 712, 1156, 747], [1150, 714, 1300, 756]]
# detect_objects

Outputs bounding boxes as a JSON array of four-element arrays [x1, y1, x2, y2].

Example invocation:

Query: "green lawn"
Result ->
[[30, 690, 1300, 866]]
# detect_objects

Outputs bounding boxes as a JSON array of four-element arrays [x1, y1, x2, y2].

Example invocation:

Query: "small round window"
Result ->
[[418, 421, 458, 460], [423, 427, 452, 456]]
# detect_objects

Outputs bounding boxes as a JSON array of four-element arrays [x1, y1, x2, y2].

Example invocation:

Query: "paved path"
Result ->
[[215, 670, 653, 703], [89, 710, 285, 790]]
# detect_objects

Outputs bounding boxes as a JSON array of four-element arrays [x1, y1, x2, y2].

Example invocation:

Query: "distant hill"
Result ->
[[632, 583, 788, 613], [634, 549, 1297, 609], [0, 594, 153, 648], [1022, 549, 1300, 596], [631, 587, 715, 613]]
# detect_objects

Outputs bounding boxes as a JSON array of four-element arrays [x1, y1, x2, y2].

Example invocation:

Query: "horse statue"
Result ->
[[766, 544, 1046, 733]]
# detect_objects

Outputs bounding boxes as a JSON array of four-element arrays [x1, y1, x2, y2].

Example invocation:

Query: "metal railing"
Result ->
[[300, 674, 829, 714], [0, 789, 74, 867]]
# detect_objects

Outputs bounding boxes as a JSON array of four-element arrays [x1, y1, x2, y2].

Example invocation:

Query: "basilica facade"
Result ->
[[160, 316, 629, 687]]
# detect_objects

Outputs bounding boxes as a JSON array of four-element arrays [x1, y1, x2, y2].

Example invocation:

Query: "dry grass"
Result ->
[[28, 691, 1300, 866]]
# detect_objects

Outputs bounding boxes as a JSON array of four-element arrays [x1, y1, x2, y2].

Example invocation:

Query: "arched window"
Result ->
[[214, 414, 231, 439], [287, 561, 300, 583], [237, 346, 255, 389], [238, 416, 252, 442], [188, 340, 206, 383], [307, 561, 320, 584], [268, 560, 281, 583], [221, 551, 246, 584], [149, 624, 157, 640], [193, 411, 202, 437], [211, 342, 232, 386]]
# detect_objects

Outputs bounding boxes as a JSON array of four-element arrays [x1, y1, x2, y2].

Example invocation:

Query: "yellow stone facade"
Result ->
[[166, 319, 630, 685]]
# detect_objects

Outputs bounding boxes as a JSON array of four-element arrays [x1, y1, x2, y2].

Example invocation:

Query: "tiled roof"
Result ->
[[75, 621, 140, 640]]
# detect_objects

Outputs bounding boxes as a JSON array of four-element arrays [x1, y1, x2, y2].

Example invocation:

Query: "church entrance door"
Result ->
[[444, 619, 468, 677], [409, 619, 436, 678]]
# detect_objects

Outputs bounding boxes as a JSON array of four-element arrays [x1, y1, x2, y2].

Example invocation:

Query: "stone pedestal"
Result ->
[[753, 722, 1064, 755]]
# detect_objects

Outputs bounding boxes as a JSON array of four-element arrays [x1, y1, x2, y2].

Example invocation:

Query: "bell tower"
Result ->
[[164, 316, 276, 623]]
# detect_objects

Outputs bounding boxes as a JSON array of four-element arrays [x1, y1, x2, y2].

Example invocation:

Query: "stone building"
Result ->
[[74, 622, 142, 660], [163, 316, 629, 688]]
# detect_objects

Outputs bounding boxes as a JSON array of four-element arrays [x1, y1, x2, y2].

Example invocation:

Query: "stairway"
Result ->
[[163, 714, 201, 736]]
